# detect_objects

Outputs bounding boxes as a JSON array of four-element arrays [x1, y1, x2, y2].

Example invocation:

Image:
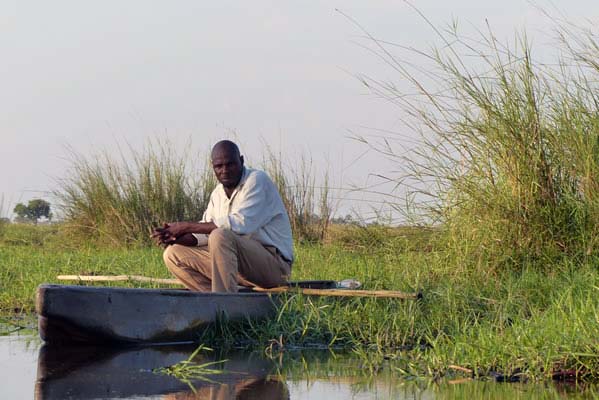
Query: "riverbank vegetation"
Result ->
[[354, 15, 599, 273], [1, 221, 598, 382]]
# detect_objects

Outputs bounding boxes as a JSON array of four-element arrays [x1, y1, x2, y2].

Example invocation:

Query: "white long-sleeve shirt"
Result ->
[[195, 167, 294, 263]]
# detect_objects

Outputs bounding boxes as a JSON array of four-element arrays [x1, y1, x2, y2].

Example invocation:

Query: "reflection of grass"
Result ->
[[0, 317, 36, 336], [155, 345, 228, 392], [279, 351, 599, 399], [432, 380, 599, 400]]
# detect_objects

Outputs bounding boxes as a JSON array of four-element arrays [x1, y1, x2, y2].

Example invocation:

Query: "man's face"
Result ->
[[211, 148, 244, 189]]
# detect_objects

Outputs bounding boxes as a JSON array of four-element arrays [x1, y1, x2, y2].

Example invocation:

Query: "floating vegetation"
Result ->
[[0, 315, 37, 336], [154, 344, 229, 392]]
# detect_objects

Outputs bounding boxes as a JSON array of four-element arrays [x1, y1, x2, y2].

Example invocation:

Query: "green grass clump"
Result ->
[[325, 223, 438, 252], [356, 20, 599, 271], [55, 141, 334, 245], [262, 148, 333, 243], [0, 223, 60, 247], [191, 232, 599, 382], [55, 140, 216, 246]]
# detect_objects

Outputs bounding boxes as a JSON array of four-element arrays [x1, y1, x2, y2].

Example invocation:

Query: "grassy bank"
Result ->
[[2, 223, 599, 382]]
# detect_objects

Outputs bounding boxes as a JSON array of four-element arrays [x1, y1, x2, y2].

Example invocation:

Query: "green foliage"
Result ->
[[56, 140, 333, 245], [0, 223, 59, 247], [55, 140, 216, 246], [0, 218, 7, 238], [13, 199, 51, 224], [325, 223, 438, 252], [262, 147, 333, 243], [356, 23, 599, 270]]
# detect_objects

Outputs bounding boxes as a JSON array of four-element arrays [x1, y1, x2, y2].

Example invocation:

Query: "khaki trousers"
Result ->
[[163, 228, 291, 293]]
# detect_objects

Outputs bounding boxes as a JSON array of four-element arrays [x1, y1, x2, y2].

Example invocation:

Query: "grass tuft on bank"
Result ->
[[54, 140, 215, 247], [355, 19, 599, 273]]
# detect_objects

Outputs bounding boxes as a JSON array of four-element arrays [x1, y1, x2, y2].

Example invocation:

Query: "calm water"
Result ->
[[1, 332, 597, 399]]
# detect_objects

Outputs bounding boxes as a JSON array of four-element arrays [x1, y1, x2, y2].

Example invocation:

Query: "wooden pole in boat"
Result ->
[[57, 274, 181, 285], [56, 275, 421, 299], [252, 286, 421, 299]]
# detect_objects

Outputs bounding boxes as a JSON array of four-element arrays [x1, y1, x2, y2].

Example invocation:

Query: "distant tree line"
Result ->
[[13, 199, 52, 224]]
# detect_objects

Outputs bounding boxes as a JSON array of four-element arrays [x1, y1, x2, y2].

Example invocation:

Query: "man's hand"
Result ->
[[151, 221, 217, 247], [152, 222, 187, 247]]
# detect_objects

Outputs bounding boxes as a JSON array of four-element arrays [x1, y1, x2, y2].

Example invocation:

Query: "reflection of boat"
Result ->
[[35, 344, 288, 399], [36, 282, 335, 344]]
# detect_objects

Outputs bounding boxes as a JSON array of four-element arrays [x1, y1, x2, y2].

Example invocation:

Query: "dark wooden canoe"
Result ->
[[36, 281, 336, 345]]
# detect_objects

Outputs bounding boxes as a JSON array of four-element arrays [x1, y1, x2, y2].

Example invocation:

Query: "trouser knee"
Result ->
[[163, 244, 183, 269], [208, 227, 236, 250]]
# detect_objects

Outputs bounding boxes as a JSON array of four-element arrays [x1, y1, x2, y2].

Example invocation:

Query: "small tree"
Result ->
[[13, 199, 52, 224]]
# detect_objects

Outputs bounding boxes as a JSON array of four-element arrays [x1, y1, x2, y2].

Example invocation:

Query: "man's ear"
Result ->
[[240, 155, 244, 166]]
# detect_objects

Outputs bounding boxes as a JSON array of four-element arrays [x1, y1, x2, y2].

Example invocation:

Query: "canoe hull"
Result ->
[[36, 284, 277, 344]]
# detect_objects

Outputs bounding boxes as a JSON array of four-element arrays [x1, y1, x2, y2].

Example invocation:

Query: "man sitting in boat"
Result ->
[[152, 140, 293, 292]]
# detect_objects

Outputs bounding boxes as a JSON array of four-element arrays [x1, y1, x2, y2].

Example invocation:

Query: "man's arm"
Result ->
[[166, 221, 218, 236]]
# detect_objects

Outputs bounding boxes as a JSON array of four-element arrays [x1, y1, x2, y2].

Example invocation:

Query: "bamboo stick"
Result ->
[[57, 275, 182, 285], [252, 286, 421, 299], [56, 275, 421, 299]]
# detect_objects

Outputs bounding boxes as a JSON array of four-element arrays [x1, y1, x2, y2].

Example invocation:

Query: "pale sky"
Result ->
[[2, 1, 598, 220]]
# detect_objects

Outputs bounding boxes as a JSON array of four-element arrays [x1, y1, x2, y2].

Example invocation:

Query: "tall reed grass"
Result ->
[[56, 141, 334, 245], [0, 195, 6, 238], [55, 140, 216, 246], [262, 147, 333, 243], [355, 17, 599, 270]]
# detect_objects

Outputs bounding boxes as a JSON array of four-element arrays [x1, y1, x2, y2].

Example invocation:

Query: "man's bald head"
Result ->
[[211, 140, 241, 160], [211, 140, 245, 191]]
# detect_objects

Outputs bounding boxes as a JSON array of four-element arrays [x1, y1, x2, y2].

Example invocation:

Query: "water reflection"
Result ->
[[433, 380, 596, 400], [164, 380, 287, 400], [35, 344, 288, 399], [0, 335, 593, 399], [0, 334, 40, 399]]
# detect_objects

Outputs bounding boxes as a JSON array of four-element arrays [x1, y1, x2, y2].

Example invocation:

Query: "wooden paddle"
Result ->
[[56, 274, 421, 299]]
